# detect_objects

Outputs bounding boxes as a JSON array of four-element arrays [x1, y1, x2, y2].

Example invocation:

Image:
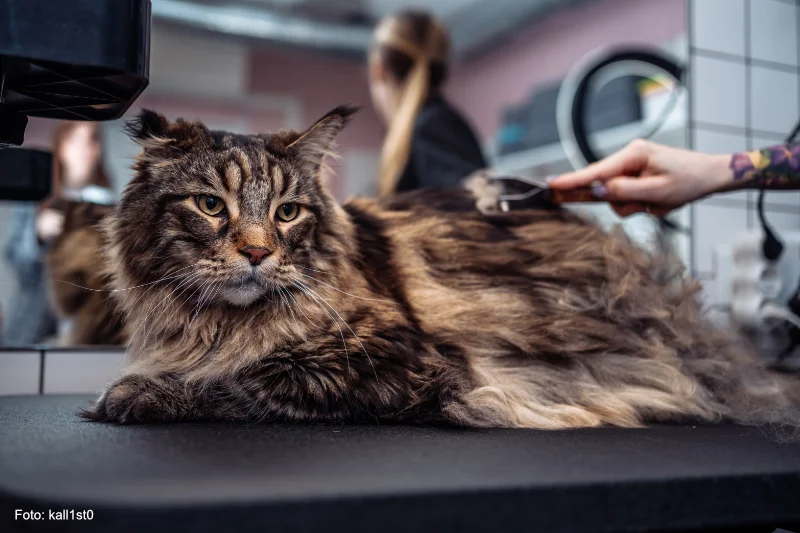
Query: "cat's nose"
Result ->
[[238, 246, 272, 266]]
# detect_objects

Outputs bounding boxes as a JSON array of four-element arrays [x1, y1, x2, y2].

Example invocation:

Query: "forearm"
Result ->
[[722, 143, 800, 191]]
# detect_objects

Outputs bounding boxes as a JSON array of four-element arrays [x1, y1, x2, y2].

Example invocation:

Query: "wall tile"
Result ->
[[749, 0, 799, 67], [691, 55, 747, 128], [750, 66, 800, 135], [43, 351, 125, 395], [760, 210, 800, 232], [691, 0, 746, 56], [0, 351, 40, 396], [692, 203, 750, 273]]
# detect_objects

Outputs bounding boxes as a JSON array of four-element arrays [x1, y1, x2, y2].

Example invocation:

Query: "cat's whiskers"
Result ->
[[297, 271, 396, 304], [124, 267, 206, 328], [277, 286, 297, 322], [284, 286, 313, 325], [293, 279, 380, 385], [56, 264, 199, 293], [146, 275, 215, 349], [191, 279, 221, 323], [290, 280, 351, 375], [124, 267, 208, 343], [296, 265, 327, 274], [126, 268, 209, 361], [133, 270, 208, 355]]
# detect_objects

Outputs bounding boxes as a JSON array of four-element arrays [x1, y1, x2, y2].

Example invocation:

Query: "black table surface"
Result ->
[[2, 395, 800, 533]]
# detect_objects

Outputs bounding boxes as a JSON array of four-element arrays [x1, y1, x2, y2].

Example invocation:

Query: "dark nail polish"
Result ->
[[591, 185, 607, 199]]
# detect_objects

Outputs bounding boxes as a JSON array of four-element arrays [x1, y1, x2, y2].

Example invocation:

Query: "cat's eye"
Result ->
[[276, 203, 299, 222], [196, 194, 226, 216]]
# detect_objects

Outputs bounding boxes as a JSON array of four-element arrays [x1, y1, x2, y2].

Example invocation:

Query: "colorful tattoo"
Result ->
[[730, 144, 800, 187]]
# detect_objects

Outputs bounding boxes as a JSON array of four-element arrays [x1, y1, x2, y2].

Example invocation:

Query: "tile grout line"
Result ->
[[693, 122, 789, 142], [687, 0, 697, 278], [38, 349, 45, 395], [745, 0, 754, 230], [690, 47, 800, 74]]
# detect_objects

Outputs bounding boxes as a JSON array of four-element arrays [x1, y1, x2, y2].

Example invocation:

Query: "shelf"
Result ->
[[490, 112, 687, 175]]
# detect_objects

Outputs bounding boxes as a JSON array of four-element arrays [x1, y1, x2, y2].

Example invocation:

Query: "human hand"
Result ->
[[36, 208, 65, 242], [548, 139, 732, 217]]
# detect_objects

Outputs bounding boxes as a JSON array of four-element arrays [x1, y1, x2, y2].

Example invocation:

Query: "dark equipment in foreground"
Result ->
[[0, 0, 151, 199]]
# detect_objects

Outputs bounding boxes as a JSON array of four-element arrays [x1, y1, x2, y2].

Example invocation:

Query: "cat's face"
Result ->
[[109, 106, 356, 307]]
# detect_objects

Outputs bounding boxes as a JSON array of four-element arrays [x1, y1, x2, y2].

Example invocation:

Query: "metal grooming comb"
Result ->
[[486, 175, 599, 212]]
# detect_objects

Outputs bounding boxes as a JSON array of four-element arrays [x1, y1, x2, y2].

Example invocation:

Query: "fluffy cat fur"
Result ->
[[47, 201, 127, 346], [82, 106, 800, 430]]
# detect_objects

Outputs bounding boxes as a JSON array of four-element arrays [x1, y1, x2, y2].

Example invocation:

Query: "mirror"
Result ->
[[0, 0, 688, 348]]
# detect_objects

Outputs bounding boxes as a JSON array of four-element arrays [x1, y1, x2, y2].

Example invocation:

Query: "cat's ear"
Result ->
[[123, 109, 172, 149], [287, 104, 359, 175], [123, 109, 210, 155]]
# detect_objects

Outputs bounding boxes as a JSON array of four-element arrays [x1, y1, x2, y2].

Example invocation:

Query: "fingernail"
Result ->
[[591, 184, 607, 199], [545, 175, 557, 183]]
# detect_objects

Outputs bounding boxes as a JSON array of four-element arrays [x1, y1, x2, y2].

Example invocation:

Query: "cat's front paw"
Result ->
[[81, 374, 187, 424]]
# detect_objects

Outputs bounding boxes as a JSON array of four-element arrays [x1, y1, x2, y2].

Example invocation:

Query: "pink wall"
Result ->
[[249, 48, 384, 151], [248, 48, 387, 197], [448, 0, 686, 140]]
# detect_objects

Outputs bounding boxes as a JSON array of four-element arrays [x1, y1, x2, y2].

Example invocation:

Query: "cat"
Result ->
[[47, 200, 127, 346], [81, 106, 800, 430]]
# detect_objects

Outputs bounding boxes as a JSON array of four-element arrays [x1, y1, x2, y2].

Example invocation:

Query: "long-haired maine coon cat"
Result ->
[[83, 106, 800, 429]]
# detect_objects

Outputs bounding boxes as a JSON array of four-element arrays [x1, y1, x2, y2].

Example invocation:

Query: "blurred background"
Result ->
[[2, 0, 800, 393]]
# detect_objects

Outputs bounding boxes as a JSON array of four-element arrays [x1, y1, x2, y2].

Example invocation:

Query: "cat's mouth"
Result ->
[[230, 276, 261, 289], [218, 272, 269, 306]]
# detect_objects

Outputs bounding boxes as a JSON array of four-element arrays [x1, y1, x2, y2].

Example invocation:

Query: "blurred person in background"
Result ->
[[368, 9, 486, 196], [2, 122, 112, 346]]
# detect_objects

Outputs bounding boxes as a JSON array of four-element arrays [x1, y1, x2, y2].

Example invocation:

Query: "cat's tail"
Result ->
[[642, 228, 800, 438]]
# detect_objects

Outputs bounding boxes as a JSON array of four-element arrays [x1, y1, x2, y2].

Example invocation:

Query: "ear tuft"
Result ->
[[123, 109, 171, 145], [288, 104, 359, 175], [320, 103, 360, 126]]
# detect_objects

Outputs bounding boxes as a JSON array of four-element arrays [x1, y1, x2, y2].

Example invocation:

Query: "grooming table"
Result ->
[[1, 395, 799, 533]]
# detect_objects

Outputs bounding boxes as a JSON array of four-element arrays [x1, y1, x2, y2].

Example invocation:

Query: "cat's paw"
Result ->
[[81, 374, 185, 424], [462, 169, 504, 215]]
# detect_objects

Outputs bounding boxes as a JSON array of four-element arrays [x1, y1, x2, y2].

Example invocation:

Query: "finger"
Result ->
[[611, 202, 646, 218], [649, 205, 673, 217], [548, 139, 651, 190], [603, 175, 670, 203]]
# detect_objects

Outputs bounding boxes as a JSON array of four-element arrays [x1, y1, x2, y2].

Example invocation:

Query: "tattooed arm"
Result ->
[[729, 144, 800, 189], [547, 140, 800, 218]]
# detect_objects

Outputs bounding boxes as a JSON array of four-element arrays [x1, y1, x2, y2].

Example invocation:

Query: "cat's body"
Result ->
[[83, 107, 799, 429]]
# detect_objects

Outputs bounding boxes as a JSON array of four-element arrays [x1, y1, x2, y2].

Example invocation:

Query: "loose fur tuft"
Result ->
[[81, 107, 800, 434]]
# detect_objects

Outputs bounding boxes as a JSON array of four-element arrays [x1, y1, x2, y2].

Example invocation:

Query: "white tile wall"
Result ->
[[750, 66, 800, 135], [749, 0, 799, 67], [692, 204, 750, 273], [760, 209, 800, 234], [0, 351, 40, 395], [43, 351, 125, 395], [691, 55, 748, 129], [691, 0, 747, 56], [689, 0, 800, 293]]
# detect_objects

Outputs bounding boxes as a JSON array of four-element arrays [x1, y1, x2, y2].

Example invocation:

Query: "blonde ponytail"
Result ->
[[379, 57, 429, 196], [373, 14, 449, 196]]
